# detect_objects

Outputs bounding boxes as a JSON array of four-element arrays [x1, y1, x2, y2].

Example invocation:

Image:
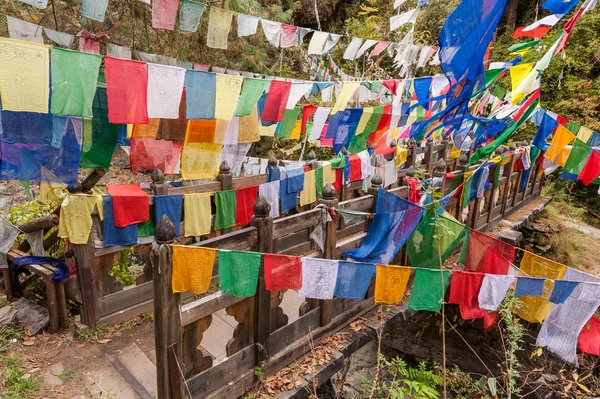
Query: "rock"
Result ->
[[524, 223, 550, 234], [49, 362, 64, 376], [535, 244, 551, 253], [0, 297, 49, 334], [43, 371, 63, 386], [64, 278, 83, 304]]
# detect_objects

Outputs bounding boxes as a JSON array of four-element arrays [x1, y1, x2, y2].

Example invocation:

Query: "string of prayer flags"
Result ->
[[106, 184, 150, 227], [50, 48, 102, 118], [81, 0, 109, 21], [102, 196, 138, 247], [374, 265, 411, 304], [130, 138, 183, 174], [6, 16, 44, 44], [172, 246, 216, 294], [184, 193, 212, 237], [299, 170, 317, 206], [262, 81, 292, 123], [0, 38, 49, 113], [215, 75, 244, 120], [154, 194, 183, 237], [58, 194, 101, 244], [185, 70, 216, 120], [343, 38, 364, 60], [259, 181, 280, 219], [478, 275, 515, 311], [331, 81, 361, 115], [152, 0, 180, 30], [179, 0, 205, 32], [207, 7, 234, 49], [218, 249, 261, 297], [235, 185, 258, 226], [516, 251, 566, 323], [408, 268, 451, 312], [261, 20, 282, 48], [104, 57, 149, 124], [147, 64, 185, 119], [298, 258, 339, 300], [214, 189, 236, 230], [0, 218, 21, 269], [236, 78, 270, 117], [578, 150, 600, 185], [459, 229, 515, 274], [263, 254, 302, 291], [334, 261, 375, 300], [238, 14, 259, 37]]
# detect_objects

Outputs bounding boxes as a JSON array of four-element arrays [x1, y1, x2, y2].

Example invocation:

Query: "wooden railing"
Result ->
[[150, 144, 544, 399]]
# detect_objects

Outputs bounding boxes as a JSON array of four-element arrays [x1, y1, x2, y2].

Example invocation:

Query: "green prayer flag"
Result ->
[[330, 152, 347, 169], [179, 0, 205, 32], [408, 269, 451, 312], [277, 107, 302, 139], [407, 211, 467, 269], [507, 39, 540, 53], [348, 106, 383, 153], [530, 146, 541, 165], [444, 171, 464, 196], [484, 68, 504, 87], [494, 156, 505, 189], [457, 229, 471, 265], [315, 166, 324, 197], [563, 139, 592, 175], [361, 81, 382, 93], [492, 85, 507, 100], [138, 216, 155, 237], [236, 78, 270, 117], [565, 121, 581, 135], [79, 123, 121, 169], [468, 99, 540, 166], [50, 48, 102, 118], [214, 190, 236, 230], [218, 249, 261, 297], [461, 174, 473, 210]]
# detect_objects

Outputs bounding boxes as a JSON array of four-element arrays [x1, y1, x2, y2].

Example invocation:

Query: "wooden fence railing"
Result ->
[[150, 143, 544, 399]]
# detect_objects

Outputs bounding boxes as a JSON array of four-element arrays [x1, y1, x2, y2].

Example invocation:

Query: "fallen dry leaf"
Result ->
[[97, 339, 111, 344]]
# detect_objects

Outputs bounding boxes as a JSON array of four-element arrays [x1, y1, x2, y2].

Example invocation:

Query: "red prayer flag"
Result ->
[[579, 316, 600, 356], [152, 0, 180, 30], [512, 26, 551, 39], [578, 150, 600, 186], [449, 271, 497, 329], [555, 7, 585, 55], [368, 105, 392, 147], [130, 138, 183, 175], [333, 168, 343, 191], [193, 63, 210, 71], [106, 184, 150, 227], [406, 177, 422, 204], [104, 57, 149, 124], [264, 254, 302, 291], [262, 81, 292, 123], [235, 185, 259, 226], [301, 104, 318, 133], [383, 79, 402, 96], [349, 154, 362, 182], [464, 230, 515, 275]]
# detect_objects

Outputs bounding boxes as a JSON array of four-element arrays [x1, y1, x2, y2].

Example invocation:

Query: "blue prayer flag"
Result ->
[[334, 261, 375, 299], [331, 108, 364, 154], [102, 196, 138, 247], [285, 167, 305, 193], [310, 82, 333, 96], [414, 77, 433, 111], [514, 277, 546, 297], [279, 178, 297, 213], [185, 70, 216, 120], [532, 112, 558, 151], [154, 194, 183, 237], [541, 0, 580, 15], [548, 280, 580, 304]]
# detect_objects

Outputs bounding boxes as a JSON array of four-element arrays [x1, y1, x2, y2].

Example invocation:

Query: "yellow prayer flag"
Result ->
[[237, 107, 261, 143], [260, 124, 277, 137], [374, 264, 411, 304], [126, 124, 134, 139], [516, 251, 567, 323], [0, 38, 49, 113], [132, 118, 160, 138], [356, 107, 374, 134], [213, 119, 231, 145], [181, 142, 223, 180], [544, 125, 576, 163], [556, 148, 570, 167], [510, 63, 534, 93], [184, 193, 213, 237], [215, 74, 244, 120], [331, 81, 361, 115], [510, 63, 536, 105], [290, 121, 302, 140], [321, 161, 335, 185], [395, 146, 408, 168], [576, 126, 593, 144], [58, 194, 99, 244], [450, 145, 461, 159], [171, 246, 216, 294], [299, 170, 317, 206]]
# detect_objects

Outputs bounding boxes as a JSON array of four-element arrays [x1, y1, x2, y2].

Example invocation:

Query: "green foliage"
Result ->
[[0, 326, 22, 353], [446, 366, 493, 399], [363, 356, 443, 399], [0, 356, 40, 399], [76, 324, 110, 341], [498, 295, 525, 398], [108, 249, 146, 287]]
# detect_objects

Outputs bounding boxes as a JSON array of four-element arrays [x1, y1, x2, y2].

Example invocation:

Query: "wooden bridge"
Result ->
[[2, 139, 544, 398]]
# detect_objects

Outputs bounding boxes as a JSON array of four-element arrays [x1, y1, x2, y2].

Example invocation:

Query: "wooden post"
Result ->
[[318, 183, 338, 326], [67, 167, 105, 194], [217, 161, 233, 234], [424, 138, 435, 175], [153, 215, 182, 399], [151, 168, 170, 195], [500, 148, 517, 217], [73, 233, 98, 327], [433, 159, 447, 196], [442, 137, 452, 161], [340, 147, 348, 202], [251, 195, 279, 363], [487, 147, 504, 224], [406, 138, 417, 168]]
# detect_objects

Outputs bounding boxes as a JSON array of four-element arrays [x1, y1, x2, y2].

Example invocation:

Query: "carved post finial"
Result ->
[[390, 139, 397, 148], [406, 165, 417, 177], [151, 168, 165, 184], [436, 158, 446, 171], [268, 156, 278, 167], [521, 140, 529, 147], [155, 215, 176, 244], [219, 161, 231, 174], [307, 149, 316, 161], [509, 142, 517, 151], [459, 154, 469, 165], [340, 147, 348, 155], [494, 147, 504, 156], [322, 183, 337, 200], [253, 195, 271, 218], [371, 171, 383, 188], [409, 138, 417, 145]]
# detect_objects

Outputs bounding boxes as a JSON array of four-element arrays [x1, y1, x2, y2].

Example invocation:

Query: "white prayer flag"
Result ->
[[7, 17, 44, 44], [147, 64, 185, 119]]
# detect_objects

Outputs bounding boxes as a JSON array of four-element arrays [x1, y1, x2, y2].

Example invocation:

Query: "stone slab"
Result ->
[[116, 344, 158, 398]]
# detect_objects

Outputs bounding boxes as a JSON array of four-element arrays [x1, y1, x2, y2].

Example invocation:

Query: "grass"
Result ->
[[0, 356, 40, 399], [0, 326, 21, 353], [58, 369, 75, 382], [76, 324, 110, 341]]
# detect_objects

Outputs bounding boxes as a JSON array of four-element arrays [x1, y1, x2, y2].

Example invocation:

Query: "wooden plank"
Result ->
[[337, 221, 366, 240], [187, 344, 256, 397], [273, 229, 310, 253], [273, 209, 321, 237], [280, 242, 313, 256], [388, 186, 409, 199], [97, 299, 154, 326], [168, 181, 222, 195], [181, 291, 244, 326], [45, 281, 59, 333], [193, 227, 257, 251], [338, 196, 375, 212], [98, 281, 154, 318], [335, 233, 367, 258], [204, 369, 255, 399], [267, 309, 320, 356], [232, 174, 268, 190]]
